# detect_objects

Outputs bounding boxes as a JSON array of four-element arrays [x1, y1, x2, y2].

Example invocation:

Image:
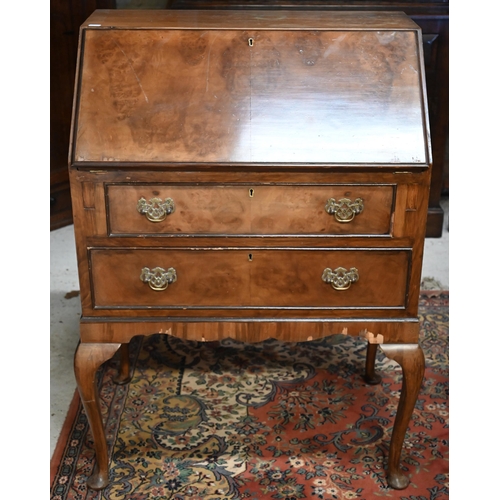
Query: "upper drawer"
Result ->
[[107, 184, 394, 236]]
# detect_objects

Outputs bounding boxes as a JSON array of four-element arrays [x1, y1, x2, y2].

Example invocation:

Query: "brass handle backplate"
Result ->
[[140, 267, 177, 291], [325, 197, 364, 223], [322, 267, 359, 291], [137, 197, 175, 222]]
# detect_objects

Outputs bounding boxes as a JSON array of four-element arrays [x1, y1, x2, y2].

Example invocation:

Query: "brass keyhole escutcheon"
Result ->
[[248, 38, 254, 47], [249, 188, 254, 198]]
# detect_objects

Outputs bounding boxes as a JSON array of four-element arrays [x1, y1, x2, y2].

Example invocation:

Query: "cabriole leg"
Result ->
[[74, 342, 121, 490], [364, 342, 382, 385], [381, 343, 425, 490], [113, 343, 131, 385]]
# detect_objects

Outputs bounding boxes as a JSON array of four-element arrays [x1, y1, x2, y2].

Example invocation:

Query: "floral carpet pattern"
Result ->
[[51, 292, 448, 500]]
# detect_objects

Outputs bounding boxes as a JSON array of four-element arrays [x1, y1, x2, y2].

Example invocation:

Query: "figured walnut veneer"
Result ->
[[69, 9, 431, 491]]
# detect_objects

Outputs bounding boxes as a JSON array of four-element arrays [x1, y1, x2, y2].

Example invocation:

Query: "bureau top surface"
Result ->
[[83, 9, 418, 30], [71, 10, 431, 168]]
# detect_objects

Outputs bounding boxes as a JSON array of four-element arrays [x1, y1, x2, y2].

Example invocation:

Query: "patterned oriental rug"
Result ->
[[51, 292, 449, 500]]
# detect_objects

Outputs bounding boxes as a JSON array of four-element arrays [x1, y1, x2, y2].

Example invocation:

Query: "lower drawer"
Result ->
[[90, 248, 410, 309]]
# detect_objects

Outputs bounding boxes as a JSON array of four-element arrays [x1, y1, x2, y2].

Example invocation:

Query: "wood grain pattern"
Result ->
[[83, 9, 420, 30], [74, 342, 121, 490], [69, 10, 433, 491], [381, 343, 426, 489], [90, 247, 409, 308], [73, 25, 428, 165], [79, 318, 421, 344], [107, 184, 394, 235]]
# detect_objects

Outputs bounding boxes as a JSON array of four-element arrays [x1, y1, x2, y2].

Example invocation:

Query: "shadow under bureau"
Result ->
[[69, 9, 432, 491]]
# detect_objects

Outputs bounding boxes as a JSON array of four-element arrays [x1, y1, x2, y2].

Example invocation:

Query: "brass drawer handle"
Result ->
[[322, 267, 359, 291], [137, 197, 175, 222], [325, 197, 364, 223], [140, 266, 177, 291]]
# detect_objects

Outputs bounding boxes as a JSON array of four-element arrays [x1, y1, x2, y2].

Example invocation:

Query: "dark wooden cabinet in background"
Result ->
[[50, 0, 116, 230], [51, 0, 448, 236]]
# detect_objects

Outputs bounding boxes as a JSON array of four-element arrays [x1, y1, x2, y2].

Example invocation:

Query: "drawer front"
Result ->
[[107, 184, 394, 236], [90, 248, 409, 309]]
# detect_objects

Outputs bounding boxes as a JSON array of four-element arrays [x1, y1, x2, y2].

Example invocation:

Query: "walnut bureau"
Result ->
[[69, 9, 432, 491]]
